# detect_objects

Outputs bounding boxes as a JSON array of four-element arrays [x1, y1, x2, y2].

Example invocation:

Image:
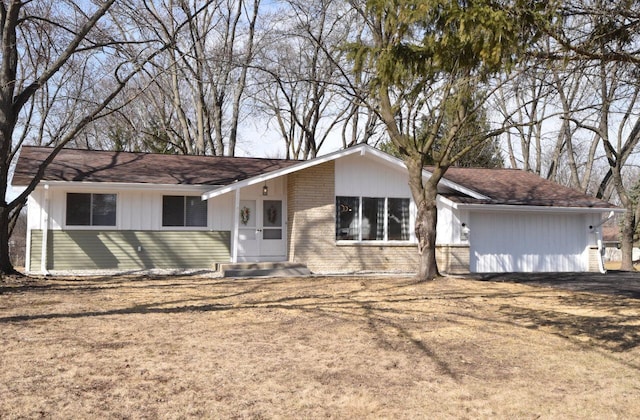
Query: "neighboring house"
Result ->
[[602, 225, 622, 263], [12, 144, 621, 275], [601, 225, 640, 263], [602, 225, 621, 249]]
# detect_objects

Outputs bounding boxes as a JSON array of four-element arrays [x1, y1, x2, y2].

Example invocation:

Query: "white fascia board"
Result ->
[[436, 195, 455, 207], [37, 181, 218, 194], [202, 144, 405, 200], [350, 147, 489, 199], [435, 176, 490, 200], [202, 143, 491, 201], [453, 202, 624, 214]]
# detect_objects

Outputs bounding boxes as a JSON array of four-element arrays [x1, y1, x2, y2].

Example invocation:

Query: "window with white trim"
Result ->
[[66, 193, 117, 226], [162, 195, 207, 227], [336, 196, 410, 241]]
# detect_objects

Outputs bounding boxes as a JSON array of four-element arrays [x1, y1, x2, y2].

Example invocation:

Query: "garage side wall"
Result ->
[[469, 211, 591, 272]]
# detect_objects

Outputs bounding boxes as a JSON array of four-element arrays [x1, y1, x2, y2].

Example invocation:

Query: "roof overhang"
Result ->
[[38, 180, 219, 193], [202, 144, 489, 200], [451, 201, 624, 214]]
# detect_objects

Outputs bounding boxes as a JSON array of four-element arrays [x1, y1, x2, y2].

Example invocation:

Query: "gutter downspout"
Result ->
[[596, 234, 606, 274], [591, 211, 615, 274], [40, 184, 50, 276]]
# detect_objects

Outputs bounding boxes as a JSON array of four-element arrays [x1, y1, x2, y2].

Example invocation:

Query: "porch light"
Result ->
[[461, 223, 470, 241], [262, 182, 268, 196]]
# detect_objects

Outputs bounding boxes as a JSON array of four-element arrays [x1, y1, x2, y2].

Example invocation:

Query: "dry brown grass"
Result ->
[[605, 260, 640, 271], [1, 274, 639, 419]]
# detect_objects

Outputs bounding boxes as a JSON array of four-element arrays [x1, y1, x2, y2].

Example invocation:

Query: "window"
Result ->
[[162, 195, 207, 227], [388, 198, 410, 240], [336, 196, 359, 240], [362, 197, 384, 240], [66, 193, 117, 226], [336, 196, 410, 241], [263, 200, 283, 240]]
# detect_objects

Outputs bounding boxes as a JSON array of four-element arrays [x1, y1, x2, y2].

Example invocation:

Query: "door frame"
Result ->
[[233, 187, 287, 263]]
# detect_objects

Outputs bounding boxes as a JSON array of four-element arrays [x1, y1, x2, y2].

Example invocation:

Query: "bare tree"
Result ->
[[0, 0, 182, 275], [569, 60, 640, 271], [542, 0, 640, 270], [495, 55, 609, 192], [251, 0, 363, 159], [497, 64, 552, 174], [110, 0, 261, 156]]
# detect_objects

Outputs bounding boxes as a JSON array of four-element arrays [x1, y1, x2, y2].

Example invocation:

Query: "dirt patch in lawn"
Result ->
[[1, 274, 639, 419]]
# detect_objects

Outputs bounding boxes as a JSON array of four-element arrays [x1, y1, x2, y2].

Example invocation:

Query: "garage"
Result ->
[[469, 211, 590, 273]]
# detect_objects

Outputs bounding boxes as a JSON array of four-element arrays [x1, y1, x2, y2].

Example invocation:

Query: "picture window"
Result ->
[[336, 196, 410, 241]]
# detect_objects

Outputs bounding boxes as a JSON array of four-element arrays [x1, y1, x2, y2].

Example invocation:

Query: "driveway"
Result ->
[[466, 271, 640, 299]]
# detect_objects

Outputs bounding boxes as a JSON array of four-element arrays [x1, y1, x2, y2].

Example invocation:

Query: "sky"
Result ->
[[235, 117, 346, 159]]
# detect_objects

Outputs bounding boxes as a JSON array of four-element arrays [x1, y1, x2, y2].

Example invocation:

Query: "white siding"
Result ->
[[436, 197, 467, 245], [27, 184, 236, 232], [470, 211, 590, 272], [210, 194, 234, 230], [27, 190, 44, 230], [119, 191, 160, 230], [48, 189, 65, 230], [335, 154, 416, 242], [436, 198, 454, 244], [335, 154, 412, 197], [436, 198, 470, 245]]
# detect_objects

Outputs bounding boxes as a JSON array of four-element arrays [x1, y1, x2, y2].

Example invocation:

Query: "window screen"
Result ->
[[388, 198, 410, 240], [66, 193, 116, 226], [336, 196, 359, 240], [185, 196, 207, 227], [163, 195, 207, 227]]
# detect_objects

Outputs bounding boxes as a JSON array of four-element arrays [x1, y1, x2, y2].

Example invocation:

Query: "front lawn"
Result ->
[[1, 275, 639, 418]]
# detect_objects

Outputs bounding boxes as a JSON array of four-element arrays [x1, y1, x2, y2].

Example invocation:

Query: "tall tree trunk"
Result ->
[[406, 156, 440, 280], [378, 76, 442, 280], [228, 0, 259, 157], [0, 205, 18, 275], [620, 198, 635, 271]]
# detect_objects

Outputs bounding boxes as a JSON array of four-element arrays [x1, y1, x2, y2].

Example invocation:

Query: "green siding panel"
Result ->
[[30, 230, 43, 271], [30, 230, 231, 271]]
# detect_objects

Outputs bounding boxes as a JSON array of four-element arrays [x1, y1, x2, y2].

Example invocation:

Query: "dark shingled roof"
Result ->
[[440, 167, 617, 209], [13, 146, 619, 211], [12, 146, 300, 186]]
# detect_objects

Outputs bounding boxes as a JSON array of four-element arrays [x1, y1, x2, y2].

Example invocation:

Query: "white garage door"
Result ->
[[469, 212, 588, 273]]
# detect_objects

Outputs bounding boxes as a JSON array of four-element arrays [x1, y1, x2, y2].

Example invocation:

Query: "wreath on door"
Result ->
[[240, 206, 250, 225], [267, 205, 278, 224]]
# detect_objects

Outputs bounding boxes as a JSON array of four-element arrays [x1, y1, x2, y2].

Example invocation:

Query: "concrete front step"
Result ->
[[219, 262, 311, 278]]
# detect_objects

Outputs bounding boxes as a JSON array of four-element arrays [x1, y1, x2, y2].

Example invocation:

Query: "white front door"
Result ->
[[238, 198, 286, 261]]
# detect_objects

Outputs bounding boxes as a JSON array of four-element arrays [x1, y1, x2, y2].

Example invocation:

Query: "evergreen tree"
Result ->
[[350, 0, 551, 279], [379, 91, 504, 168]]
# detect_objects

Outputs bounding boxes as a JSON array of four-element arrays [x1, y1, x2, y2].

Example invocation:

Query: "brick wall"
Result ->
[[588, 246, 602, 272], [286, 162, 467, 274], [436, 245, 470, 274], [286, 161, 335, 270]]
